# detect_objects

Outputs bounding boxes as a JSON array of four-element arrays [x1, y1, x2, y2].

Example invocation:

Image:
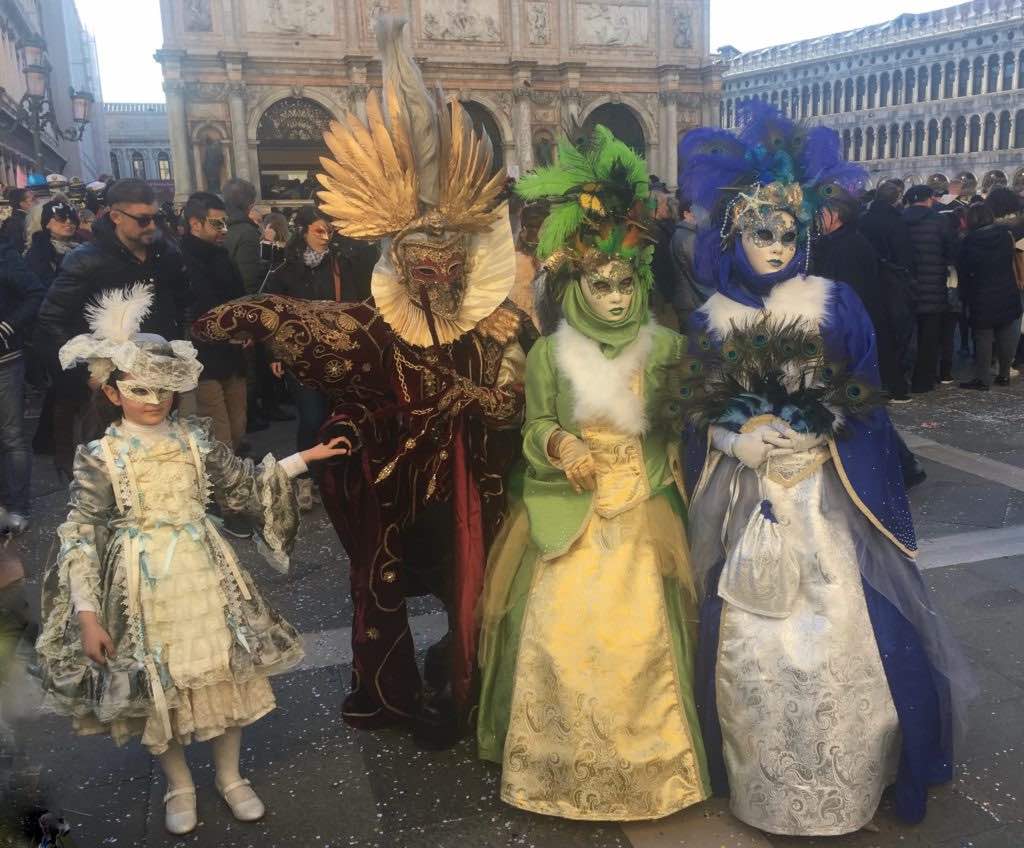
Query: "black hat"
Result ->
[[41, 200, 80, 228], [903, 185, 934, 205]]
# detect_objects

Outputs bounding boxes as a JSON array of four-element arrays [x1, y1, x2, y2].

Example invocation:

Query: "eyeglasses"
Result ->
[[205, 217, 228, 231], [50, 207, 79, 224], [114, 209, 166, 228]]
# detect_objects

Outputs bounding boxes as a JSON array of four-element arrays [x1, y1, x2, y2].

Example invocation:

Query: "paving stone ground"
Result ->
[[2, 358, 1023, 847]]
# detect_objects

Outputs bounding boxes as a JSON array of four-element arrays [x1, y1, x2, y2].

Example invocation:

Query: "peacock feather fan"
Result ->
[[681, 315, 885, 438]]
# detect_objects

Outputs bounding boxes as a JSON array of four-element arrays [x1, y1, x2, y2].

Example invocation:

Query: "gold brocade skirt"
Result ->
[[500, 496, 710, 820]]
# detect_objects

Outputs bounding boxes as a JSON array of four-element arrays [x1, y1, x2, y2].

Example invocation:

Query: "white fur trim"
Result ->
[[699, 275, 834, 339], [553, 321, 654, 436]]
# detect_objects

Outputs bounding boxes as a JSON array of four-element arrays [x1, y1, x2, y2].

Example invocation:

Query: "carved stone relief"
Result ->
[[256, 97, 335, 141], [365, 0, 390, 36], [422, 0, 501, 43], [183, 0, 213, 32], [576, 3, 649, 47], [672, 3, 693, 49], [526, 2, 551, 46], [246, 0, 335, 36]]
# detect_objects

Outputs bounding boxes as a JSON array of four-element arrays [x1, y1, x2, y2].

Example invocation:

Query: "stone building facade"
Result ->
[[156, 0, 721, 202], [104, 103, 174, 200], [720, 0, 1024, 191]]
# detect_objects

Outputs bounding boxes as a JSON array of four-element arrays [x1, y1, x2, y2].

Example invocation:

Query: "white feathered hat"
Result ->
[[58, 284, 202, 391]]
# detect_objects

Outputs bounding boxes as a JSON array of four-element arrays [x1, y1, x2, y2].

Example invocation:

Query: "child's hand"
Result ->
[[78, 612, 116, 664], [301, 436, 352, 464]]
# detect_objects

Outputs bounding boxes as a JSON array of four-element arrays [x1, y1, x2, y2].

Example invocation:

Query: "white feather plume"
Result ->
[[84, 284, 154, 343]]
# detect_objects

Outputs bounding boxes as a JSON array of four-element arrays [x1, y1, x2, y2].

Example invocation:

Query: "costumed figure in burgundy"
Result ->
[[192, 18, 530, 748]]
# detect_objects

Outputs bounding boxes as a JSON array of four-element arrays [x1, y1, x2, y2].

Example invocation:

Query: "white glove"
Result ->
[[711, 425, 793, 470]]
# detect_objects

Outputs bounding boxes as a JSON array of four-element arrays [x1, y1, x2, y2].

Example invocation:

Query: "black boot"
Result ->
[[412, 684, 461, 751]]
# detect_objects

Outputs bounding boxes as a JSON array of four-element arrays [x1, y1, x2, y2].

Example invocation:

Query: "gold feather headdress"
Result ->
[[314, 16, 514, 348]]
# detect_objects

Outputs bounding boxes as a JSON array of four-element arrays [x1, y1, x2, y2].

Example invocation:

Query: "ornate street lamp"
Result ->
[[0, 35, 94, 175]]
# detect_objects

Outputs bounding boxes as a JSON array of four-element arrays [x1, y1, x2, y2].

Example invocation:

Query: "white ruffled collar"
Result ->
[[370, 202, 515, 347]]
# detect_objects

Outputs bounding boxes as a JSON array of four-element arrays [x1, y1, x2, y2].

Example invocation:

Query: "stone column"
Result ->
[[227, 82, 251, 182], [349, 84, 369, 123], [163, 80, 193, 202], [512, 85, 534, 175], [658, 90, 678, 189]]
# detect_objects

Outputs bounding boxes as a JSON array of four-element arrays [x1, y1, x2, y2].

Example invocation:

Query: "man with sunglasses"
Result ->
[[34, 178, 190, 476], [180, 192, 252, 538]]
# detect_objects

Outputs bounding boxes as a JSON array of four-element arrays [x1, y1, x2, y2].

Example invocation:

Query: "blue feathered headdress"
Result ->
[[679, 101, 866, 288]]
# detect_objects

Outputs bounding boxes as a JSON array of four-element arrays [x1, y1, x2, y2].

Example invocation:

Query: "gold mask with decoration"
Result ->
[[393, 230, 468, 322]]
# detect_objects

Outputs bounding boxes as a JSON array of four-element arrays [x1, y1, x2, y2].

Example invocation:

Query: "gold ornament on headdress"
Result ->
[[316, 88, 505, 244]]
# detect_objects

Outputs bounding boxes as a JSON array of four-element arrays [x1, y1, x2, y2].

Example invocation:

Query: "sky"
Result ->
[[74, 0, 956, 104]]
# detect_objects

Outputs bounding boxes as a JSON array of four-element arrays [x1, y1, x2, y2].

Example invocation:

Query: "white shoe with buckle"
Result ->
[[163, 786, 197, 835], [217, 778, 265, 822]]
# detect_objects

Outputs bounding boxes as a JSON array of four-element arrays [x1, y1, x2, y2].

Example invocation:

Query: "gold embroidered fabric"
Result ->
[[501, 494, 707, 820], [581, 425, 650, 518]]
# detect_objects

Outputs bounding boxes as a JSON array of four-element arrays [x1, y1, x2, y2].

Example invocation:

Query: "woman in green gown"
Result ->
[[476, 127, 710, 821]]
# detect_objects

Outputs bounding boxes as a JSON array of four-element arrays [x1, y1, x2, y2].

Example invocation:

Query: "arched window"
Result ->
[[866, 126, 875, 160], [969, 115, 981, 152], [983, 113, 996, 151], [878, 125, 888, 159], [822, 81, 832, 115], [927, 119, 939, 155], [109, 151, 120, 180], [833, 82, 843, 114], [997, 111, 1011, 149], [941, 117, 952, 154], [781, 89, 790, 117], [811, 82, 820, 116], [1015, 110, 1024, 148], [889, 123, 899, 158], [130, 151, 146, 180], [904, 68, 915, 104], [853, 128, 863, 161], [770, 90, 779, 107], [913, 120, 925, 156], [955, 116, 968, 154], [917, 66, 928, 101], [879, 72, 890, 107], [973, 56, 985, 94], [1018, 50, 1024, 88], [844, 78, 854, 112], [855, 76, 865, 110], [958, 59, 970, 97], [1003, 52, 1015, 91], [943, 62, 955, 99], [987, 54, 999, 92], [157, 152, 172, 181], [892, 69, 903, 105], [901, 122, 912, 157], [930, 64, 941, 100], [867, 74, 877, 108], [843, 129, 852, 161]]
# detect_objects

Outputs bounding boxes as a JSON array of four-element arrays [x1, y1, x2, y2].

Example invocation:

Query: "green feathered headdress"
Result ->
[[515, 125, 655, 299]]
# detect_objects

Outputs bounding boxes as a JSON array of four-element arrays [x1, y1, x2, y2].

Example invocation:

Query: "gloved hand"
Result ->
[[772, 425, 828, 454], [548, 430, 596, 493], [712, 425, 793, 470]]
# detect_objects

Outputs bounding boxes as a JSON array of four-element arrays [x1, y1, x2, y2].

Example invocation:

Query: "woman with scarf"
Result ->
[[26, 200, 82, 287], [476, 127, 711, 821], [678, 102, 974, 836], [264, 207, 378, 509]]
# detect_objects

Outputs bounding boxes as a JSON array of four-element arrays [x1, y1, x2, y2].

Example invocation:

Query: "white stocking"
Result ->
[[211, 726, 243, 788], [157, 742, 194, 815]]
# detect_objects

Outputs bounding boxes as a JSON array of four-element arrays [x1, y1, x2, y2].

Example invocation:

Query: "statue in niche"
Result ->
[[184, 0, 212, 32], [200, 132, 225, 192], [533, 133, 554, 167], [673, 5, 693, 49], [527, 3, 550, 45]]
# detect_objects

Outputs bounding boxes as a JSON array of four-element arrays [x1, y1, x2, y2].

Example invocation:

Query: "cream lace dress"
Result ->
[[36, 416, 306, 754]]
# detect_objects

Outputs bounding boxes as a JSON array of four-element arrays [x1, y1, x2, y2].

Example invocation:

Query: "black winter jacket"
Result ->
[[0, 242, 45, 365], [180, 234, 247, 381], [265, 239, 379, 303], [956, 224, 1023, 330], [25, 231, 80, 289], [224, 213, 266, 294], [34, 214, 191, 366], [0, 209, 28, 253], [902, 205, 956, 315], [859, 203, 914, 271]]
